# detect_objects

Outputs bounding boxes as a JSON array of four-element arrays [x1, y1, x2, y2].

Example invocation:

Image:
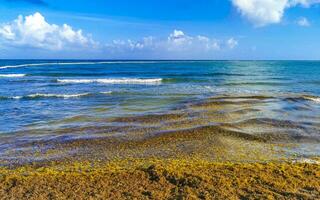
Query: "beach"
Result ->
[[1, 159, 319, 199], [0, 60, 319, 199]]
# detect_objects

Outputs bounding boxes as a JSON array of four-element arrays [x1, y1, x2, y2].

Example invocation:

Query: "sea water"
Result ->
[[0, 60, 319, 156]]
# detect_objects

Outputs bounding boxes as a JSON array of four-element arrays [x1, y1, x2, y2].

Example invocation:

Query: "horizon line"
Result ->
[[0, 59, 320, 62]]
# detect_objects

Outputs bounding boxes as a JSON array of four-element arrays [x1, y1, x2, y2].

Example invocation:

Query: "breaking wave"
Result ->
[[57, 78, 163, 84], [14, 93, 91, 99], [0, 74, 26, 77], [0, 61, 160, 69], [302, 95, 320, 103], [0, 91, 113, 100]]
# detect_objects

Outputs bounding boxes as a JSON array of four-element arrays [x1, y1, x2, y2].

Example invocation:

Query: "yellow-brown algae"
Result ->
[[0, 159, 319, 199], [1, 95, 319, 199]]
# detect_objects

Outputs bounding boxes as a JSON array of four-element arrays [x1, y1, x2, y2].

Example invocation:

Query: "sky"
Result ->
[[0, 0, 320, 60]]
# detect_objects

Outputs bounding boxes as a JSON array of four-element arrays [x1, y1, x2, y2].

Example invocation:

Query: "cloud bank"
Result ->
[[0, 12, 97, 50], [0, 13, 238, 59], [232, 0, 320, 26], [105, 30, 237, 58]]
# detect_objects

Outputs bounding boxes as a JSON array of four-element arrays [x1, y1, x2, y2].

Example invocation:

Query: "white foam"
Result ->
[[2, 92, 114, 100], [57, 78, 163, 84], [100, 91, 113, 94], [27, 93, 90, 99], [0, 63, 54, 69], [12, 96, 22, 99], [0, 61, 159, 69], [303, 96, 320, 103], [0, 74, 26, 77], [293, 158, 320, 164]]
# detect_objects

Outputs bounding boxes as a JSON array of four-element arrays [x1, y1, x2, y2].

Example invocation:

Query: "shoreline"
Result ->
[[1, 94, 319, 166], [0, 94, 319, 198]]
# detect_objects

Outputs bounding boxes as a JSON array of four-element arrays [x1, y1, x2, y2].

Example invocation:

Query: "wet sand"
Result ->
[[0, 95, 319, 199]]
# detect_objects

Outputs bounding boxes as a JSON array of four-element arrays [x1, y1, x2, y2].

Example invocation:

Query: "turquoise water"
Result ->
[[0, 60, 320, 164], [0, 60, 319, 135], [0, 60, 320, 133]]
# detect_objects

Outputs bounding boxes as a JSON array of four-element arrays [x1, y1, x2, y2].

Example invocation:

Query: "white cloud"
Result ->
[[168, 30, 193, 46], [105, 30, 236, 58], [106, 37, 156, 53], [106, 30, 226, 53], [227, 38, 238, 49], [297, 17, 311, 26], [166, 30, 222, 51], [232, 0, 320, 26], [232, 0, 288, 26], [0, 16, 238, 59], [0, 12, 97, 50], [289, 0, 320, 7], [197, 36, 221, 50]]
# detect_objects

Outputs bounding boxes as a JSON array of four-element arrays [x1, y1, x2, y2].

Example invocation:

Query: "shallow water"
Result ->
[[0, 60, 319, 164]]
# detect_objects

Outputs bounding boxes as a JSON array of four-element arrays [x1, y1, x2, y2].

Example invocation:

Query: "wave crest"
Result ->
[[27, 93, 91, 99], [57, 78, 163, 84], [0, 61, 159, 69], [303, 95, 320, 103], [5, 93, 90, 100], [0, 74, 26, 77], [1, 91, 113, 100]]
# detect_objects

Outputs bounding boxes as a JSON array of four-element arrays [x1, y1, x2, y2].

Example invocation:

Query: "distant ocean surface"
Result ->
[[0, 60, 319, 160]]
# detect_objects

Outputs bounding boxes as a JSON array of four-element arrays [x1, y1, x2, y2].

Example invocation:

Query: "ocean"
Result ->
[[0, 60, 319, 164]]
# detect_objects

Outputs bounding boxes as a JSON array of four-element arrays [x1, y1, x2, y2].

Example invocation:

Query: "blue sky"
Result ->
[[0, 0, 320, 59]]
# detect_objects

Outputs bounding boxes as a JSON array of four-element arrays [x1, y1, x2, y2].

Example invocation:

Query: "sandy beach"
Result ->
[[1, 95, 319, 199]]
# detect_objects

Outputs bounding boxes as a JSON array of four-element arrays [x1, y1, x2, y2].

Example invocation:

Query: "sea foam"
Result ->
[[0, 74, 26, 77], [2, 91, 114, 100], [100, 91, 113, 94], [8, 93, 91, 100], [0, 61, 159, 69], [27, 93, 91, 99], [57, 78, 163, 84], [303, 95, 320, 103]]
